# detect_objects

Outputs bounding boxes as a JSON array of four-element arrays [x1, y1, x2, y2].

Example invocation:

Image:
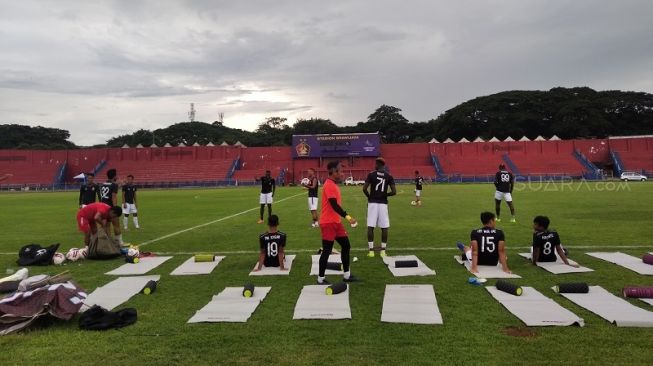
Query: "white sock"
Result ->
[[368, 242, 374, 249], [133, 216, 139, 228], [123, 217, 128, 228], [343, 271, 350, 279], [381, 242, 387, 249], [317, 276, 325, 284], [115, 234, 123, 245]]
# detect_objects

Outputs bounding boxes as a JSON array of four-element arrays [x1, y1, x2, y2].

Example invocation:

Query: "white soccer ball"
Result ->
[[66, 247, 88, 262], [300, 177, 310, 186], [127, 247, 140, 258], [52, 252, 66, 265], [411, 201, 417, 206]]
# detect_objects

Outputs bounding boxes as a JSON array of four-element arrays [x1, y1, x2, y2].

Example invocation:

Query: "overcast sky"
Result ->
[[1, 0, 652, 145]]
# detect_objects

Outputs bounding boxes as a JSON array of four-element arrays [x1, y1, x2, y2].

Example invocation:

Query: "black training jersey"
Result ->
[[415, 176, 424, 190], [533, 231, 561, 262], [307, 177, 319, 198], [470, 227, 505, 266], [79, 184, 100, 205], [260, 176, 275, 194], [100, 181, 119, 205], [366, 170, 395, 204], [494, 170, 514, 193], [122, 184, 137, 204], [259, 231, 286, 267]]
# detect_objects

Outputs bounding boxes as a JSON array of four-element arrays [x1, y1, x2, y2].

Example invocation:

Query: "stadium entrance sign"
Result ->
[[292, 133, 380, 158]]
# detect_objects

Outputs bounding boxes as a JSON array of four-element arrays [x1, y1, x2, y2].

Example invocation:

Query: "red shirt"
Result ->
[[78, 202, 111, 221], [320, 178, 342, 224]]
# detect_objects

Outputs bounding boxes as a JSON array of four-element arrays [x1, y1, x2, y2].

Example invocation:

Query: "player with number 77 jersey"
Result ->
[[254, 214, 288, 271]]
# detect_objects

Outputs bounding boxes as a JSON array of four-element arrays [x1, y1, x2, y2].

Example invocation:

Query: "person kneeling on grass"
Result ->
[[457, 211, 512, 274], [531, 215, 579, 267], [76, 202, 122, 247], [253, 214, 288, 272]]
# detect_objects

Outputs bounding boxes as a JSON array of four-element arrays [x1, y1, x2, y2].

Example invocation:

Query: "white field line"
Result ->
[[2, 245, 649, 256]]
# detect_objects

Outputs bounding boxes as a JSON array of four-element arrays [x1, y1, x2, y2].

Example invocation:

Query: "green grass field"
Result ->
[[1, 182, 652, 365]]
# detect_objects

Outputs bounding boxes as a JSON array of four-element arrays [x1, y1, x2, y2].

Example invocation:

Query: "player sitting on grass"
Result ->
[[76, 202, 122, 247], [253, 214, 288, 271], [531, 215, 579, 267], [457, 212, 511, 274]]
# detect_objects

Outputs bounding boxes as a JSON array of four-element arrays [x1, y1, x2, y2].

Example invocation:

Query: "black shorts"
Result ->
[[264, 256, 280, 267], [477, 256, 499, 267]]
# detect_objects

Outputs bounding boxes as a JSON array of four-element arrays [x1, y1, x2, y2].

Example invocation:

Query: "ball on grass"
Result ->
[[52, 252, 65, 265], [411, 201, 416, 206]]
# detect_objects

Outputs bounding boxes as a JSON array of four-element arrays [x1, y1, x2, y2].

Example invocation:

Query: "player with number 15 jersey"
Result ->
[[458, 211, 511, 274]]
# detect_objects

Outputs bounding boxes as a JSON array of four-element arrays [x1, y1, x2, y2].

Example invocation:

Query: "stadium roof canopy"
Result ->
[[458, 137, 470, 143], [504, 136, 515, 142], [121, 144, 130, 148], [549, 135, 561, 140], [473, 137, 485, 142], [164, 143, 172, 147], [150, 143, 159, 148], [178, 142, 186, 147], [192, 142, 200, 146], [136, 143, 144, 148], [234, 141, 247, 147], [534, 135, 546, 141], [220, 141, 229, 146], [428, 138, 439, 143], [519, 136, 531, 141], [443, 138, 454, 143], [206, 142, 215, 146], [488, 137, 500, 142]]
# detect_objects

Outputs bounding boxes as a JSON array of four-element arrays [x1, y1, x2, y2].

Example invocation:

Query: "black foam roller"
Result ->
[[141, 280, 157, 295], [326, 262, 342, 271], [394, 260, 418, 268], [326, 281, 347, 295], [243, 283, 255, 297], [556, 282, 589, 294], [496, 280, 522, 296]]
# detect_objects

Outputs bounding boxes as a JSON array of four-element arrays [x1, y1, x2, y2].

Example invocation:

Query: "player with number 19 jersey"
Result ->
[[532, 230, 561, 262], [470, 227, 505, 266], [259, 231, 286, 267]]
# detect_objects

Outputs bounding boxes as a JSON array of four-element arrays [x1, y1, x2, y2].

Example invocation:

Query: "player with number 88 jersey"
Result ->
[[254, 214, 287, 271]]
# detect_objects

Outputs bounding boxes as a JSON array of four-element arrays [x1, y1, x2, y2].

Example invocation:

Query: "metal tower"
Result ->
[[188, 103, 196, 122]]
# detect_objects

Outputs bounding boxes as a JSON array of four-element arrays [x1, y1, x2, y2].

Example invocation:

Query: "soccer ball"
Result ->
[[300, 177, 310, 186], [411, 201, 417, 206], [127, 246, 140, 258], [66, 247, 88, 262], [52, 252, 65, 265]]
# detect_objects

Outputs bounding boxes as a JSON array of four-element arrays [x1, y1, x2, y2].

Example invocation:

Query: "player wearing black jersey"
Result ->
[[122, 174, 140, 230], [363, 158, 396, 257], [494, 164, 516, 222], [254, 215, 288, 271], [256, 170, 276, 224], [458, 212, 511, 274], [78, 172, 100, 208], [414, 170, 424, 206], [100, 169, 122, 244], [302, 168, 319, 227], [532, 216, 578, 267]]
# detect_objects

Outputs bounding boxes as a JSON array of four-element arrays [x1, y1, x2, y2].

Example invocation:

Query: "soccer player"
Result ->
[[256, 170, 275, 224], [363, 158, 396, 257], [302, 168, 319, 227], [76, 202, 122, 247], [531, 215, 579, 267], [100, 169, 123, 244], [414, 170, 424, 206], [122, 174, 140, 230], [494, 164, 515, 222], [253, 214, 288, 272], [317, 161, 358, 284], [457, 212, 511, 274], [78, 172, 100, 208]]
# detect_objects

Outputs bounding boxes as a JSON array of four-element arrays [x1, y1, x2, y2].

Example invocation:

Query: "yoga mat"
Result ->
[[188, 287, 271, 323], [487, 286, 584, 326], [586, 252, 653, 275], [640, 299, 653, 306], [555, 285, 653, 327], [454, 256, 521, 279], [293, 285, 351, 320], [381, 285, 443, 324], [382, 255, 435, 277], [170, 256, 225, 275], [249, 255, 296, 276], [310, 254, 344, 276], [82, 275, 160, 312], [518, 253, 593, 274], [106, 256, 173, 275]]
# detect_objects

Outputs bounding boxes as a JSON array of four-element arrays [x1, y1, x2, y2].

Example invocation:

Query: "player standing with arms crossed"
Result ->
[[78, 172, 100, 208], [256, 170, 275, 224], [302, 168, 319, 227], [494, 164, 516, 223], [122, 174, 140, 230], [100, 168, 123, 244], [363, 158, 396, 257], [317, 161, 358, 284]]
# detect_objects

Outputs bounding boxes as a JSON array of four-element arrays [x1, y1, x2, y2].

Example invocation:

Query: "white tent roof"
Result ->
[[504, 136, 515, 142], [136, 143, 144, 148], [150, 143, 159, 148], [549, 135, 561, 140], [220, 141, 229, 146], [206, 142, 215, 146], [473, 137, 485, 142], [428, 138, 439, 143], [73, 173, 85, 179], [192, 142, 200, 146], [458, 137, 470, 143], [534, 135, 546, 141], [164, 143, 172, 147], [488, 137, 500, 142], [121, 144, 130, 148], [178, 142, 186, 147], [443, 138, 454, 143], [519, 136, 531, 141], [234, 141, 247, 147]]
